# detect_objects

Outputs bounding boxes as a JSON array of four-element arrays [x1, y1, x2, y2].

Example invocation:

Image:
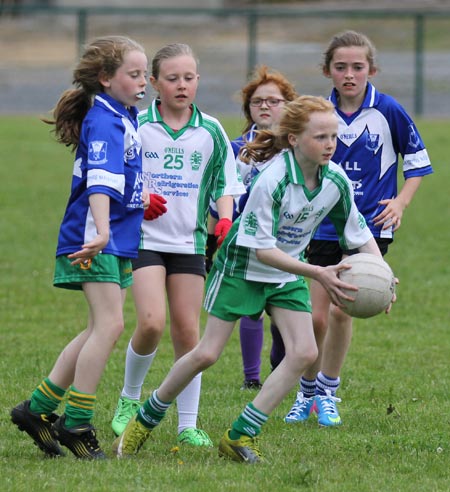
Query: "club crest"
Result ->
[[88, 141, 107, 164], [365, 132, 380, 152], [408, 124, 420, 148]]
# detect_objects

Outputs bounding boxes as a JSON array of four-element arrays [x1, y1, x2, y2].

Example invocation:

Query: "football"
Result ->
[[338, 253, 395, 319]]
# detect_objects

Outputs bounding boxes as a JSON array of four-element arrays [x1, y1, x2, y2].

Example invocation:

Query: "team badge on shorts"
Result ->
[[80, 259, 92, 270]]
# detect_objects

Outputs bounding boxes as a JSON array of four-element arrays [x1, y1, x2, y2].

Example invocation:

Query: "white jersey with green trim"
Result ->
[[138, 101, 244, 254], [215, 149, 373, 283]]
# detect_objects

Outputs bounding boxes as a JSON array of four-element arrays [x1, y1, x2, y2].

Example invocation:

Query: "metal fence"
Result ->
[[1, 5, 449, 118]]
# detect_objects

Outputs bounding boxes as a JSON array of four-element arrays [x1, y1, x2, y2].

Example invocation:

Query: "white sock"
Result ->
[[176, 373, 202, 434], [121, 340, 157, 401]]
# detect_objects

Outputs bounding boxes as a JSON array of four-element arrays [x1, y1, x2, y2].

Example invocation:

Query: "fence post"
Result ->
[[77, 8, 88, 58], [414, 14, 425, 116], [246, 12, 258, 79]]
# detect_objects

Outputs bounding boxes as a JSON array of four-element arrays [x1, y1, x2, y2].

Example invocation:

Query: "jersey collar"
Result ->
[[144, 99, 203, 128], [284, 150, 327, 186], [246, 123, 258, 142], [329, 82, 380, 111], [94, 94, 139, 123]]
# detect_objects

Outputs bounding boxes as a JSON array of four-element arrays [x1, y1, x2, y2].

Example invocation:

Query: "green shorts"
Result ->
[[53, 254, 133, 291], [204, 267, 312, 322]]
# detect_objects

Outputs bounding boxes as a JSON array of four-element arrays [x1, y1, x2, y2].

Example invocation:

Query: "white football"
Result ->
[[338, 253, 395, 319]]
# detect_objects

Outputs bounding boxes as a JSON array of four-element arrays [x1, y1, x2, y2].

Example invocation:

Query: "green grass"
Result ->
[[0, 116, 449, 491]]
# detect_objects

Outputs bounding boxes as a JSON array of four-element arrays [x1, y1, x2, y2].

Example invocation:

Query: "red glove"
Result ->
[[144, 194, 167, 220], [214, 218, 232, 248]]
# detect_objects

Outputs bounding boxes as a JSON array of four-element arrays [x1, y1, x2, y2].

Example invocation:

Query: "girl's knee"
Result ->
[[172, 327, 200, 352], [191, 346, 220, 371], [137, 317, 165, 340], [330, 304, 351, 324], [109, 319, 125, 345], [304, 346, 319, 367], [286, 345, 318, 372], [312, 311, 329, 337]]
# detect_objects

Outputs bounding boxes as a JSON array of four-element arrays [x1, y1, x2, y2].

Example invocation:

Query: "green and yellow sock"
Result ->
[[229, 402, 268, 440], [29, 377, 66, 415], [64, 386, 96, 429]]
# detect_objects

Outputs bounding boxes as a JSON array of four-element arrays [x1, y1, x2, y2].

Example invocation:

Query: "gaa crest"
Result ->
[[408, 124, 420, 148], [190, 150, 202, 170], [365, 132, 379, 152], [243, 211, 258, 236]]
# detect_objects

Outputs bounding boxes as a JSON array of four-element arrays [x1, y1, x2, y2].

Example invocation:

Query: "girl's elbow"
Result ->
[[256, 247, 277, 264], [255, 249, 267, 263]]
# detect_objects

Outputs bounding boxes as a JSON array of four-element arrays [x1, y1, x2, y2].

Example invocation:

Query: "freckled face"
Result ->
[[102, 50, 148, 107], [291, 111, 338, 167]]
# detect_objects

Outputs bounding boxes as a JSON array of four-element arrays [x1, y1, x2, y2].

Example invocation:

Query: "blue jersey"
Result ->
[[232, 125, 262, 218], [56, 94, 144, 258], [314, 82, 433, 241], [210, 124, 268, 220], [230, 125, 257, 158]]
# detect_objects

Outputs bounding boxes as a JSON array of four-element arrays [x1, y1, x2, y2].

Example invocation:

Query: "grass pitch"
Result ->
[[0, 116, 448, 492]]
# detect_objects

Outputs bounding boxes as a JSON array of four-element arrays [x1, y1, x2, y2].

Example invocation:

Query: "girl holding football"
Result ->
[[112, 95, 387, 463]]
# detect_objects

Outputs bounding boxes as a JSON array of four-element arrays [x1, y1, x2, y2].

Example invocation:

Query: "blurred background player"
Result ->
[[282, 30, 433, 426], [111, 43, 244, 447], [205, 65, 297, 389]]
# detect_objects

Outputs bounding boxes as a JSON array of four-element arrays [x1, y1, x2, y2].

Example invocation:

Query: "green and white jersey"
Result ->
[[138, 101, 244, 254], [215, 149, 372, 283]]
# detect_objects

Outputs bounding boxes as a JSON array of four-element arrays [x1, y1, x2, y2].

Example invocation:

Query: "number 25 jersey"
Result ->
[[138, 101, 244, 254]]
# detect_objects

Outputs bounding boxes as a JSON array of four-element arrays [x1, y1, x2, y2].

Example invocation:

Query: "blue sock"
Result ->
[[300, 377, 316, 399], [315, 371, 340, 396]]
